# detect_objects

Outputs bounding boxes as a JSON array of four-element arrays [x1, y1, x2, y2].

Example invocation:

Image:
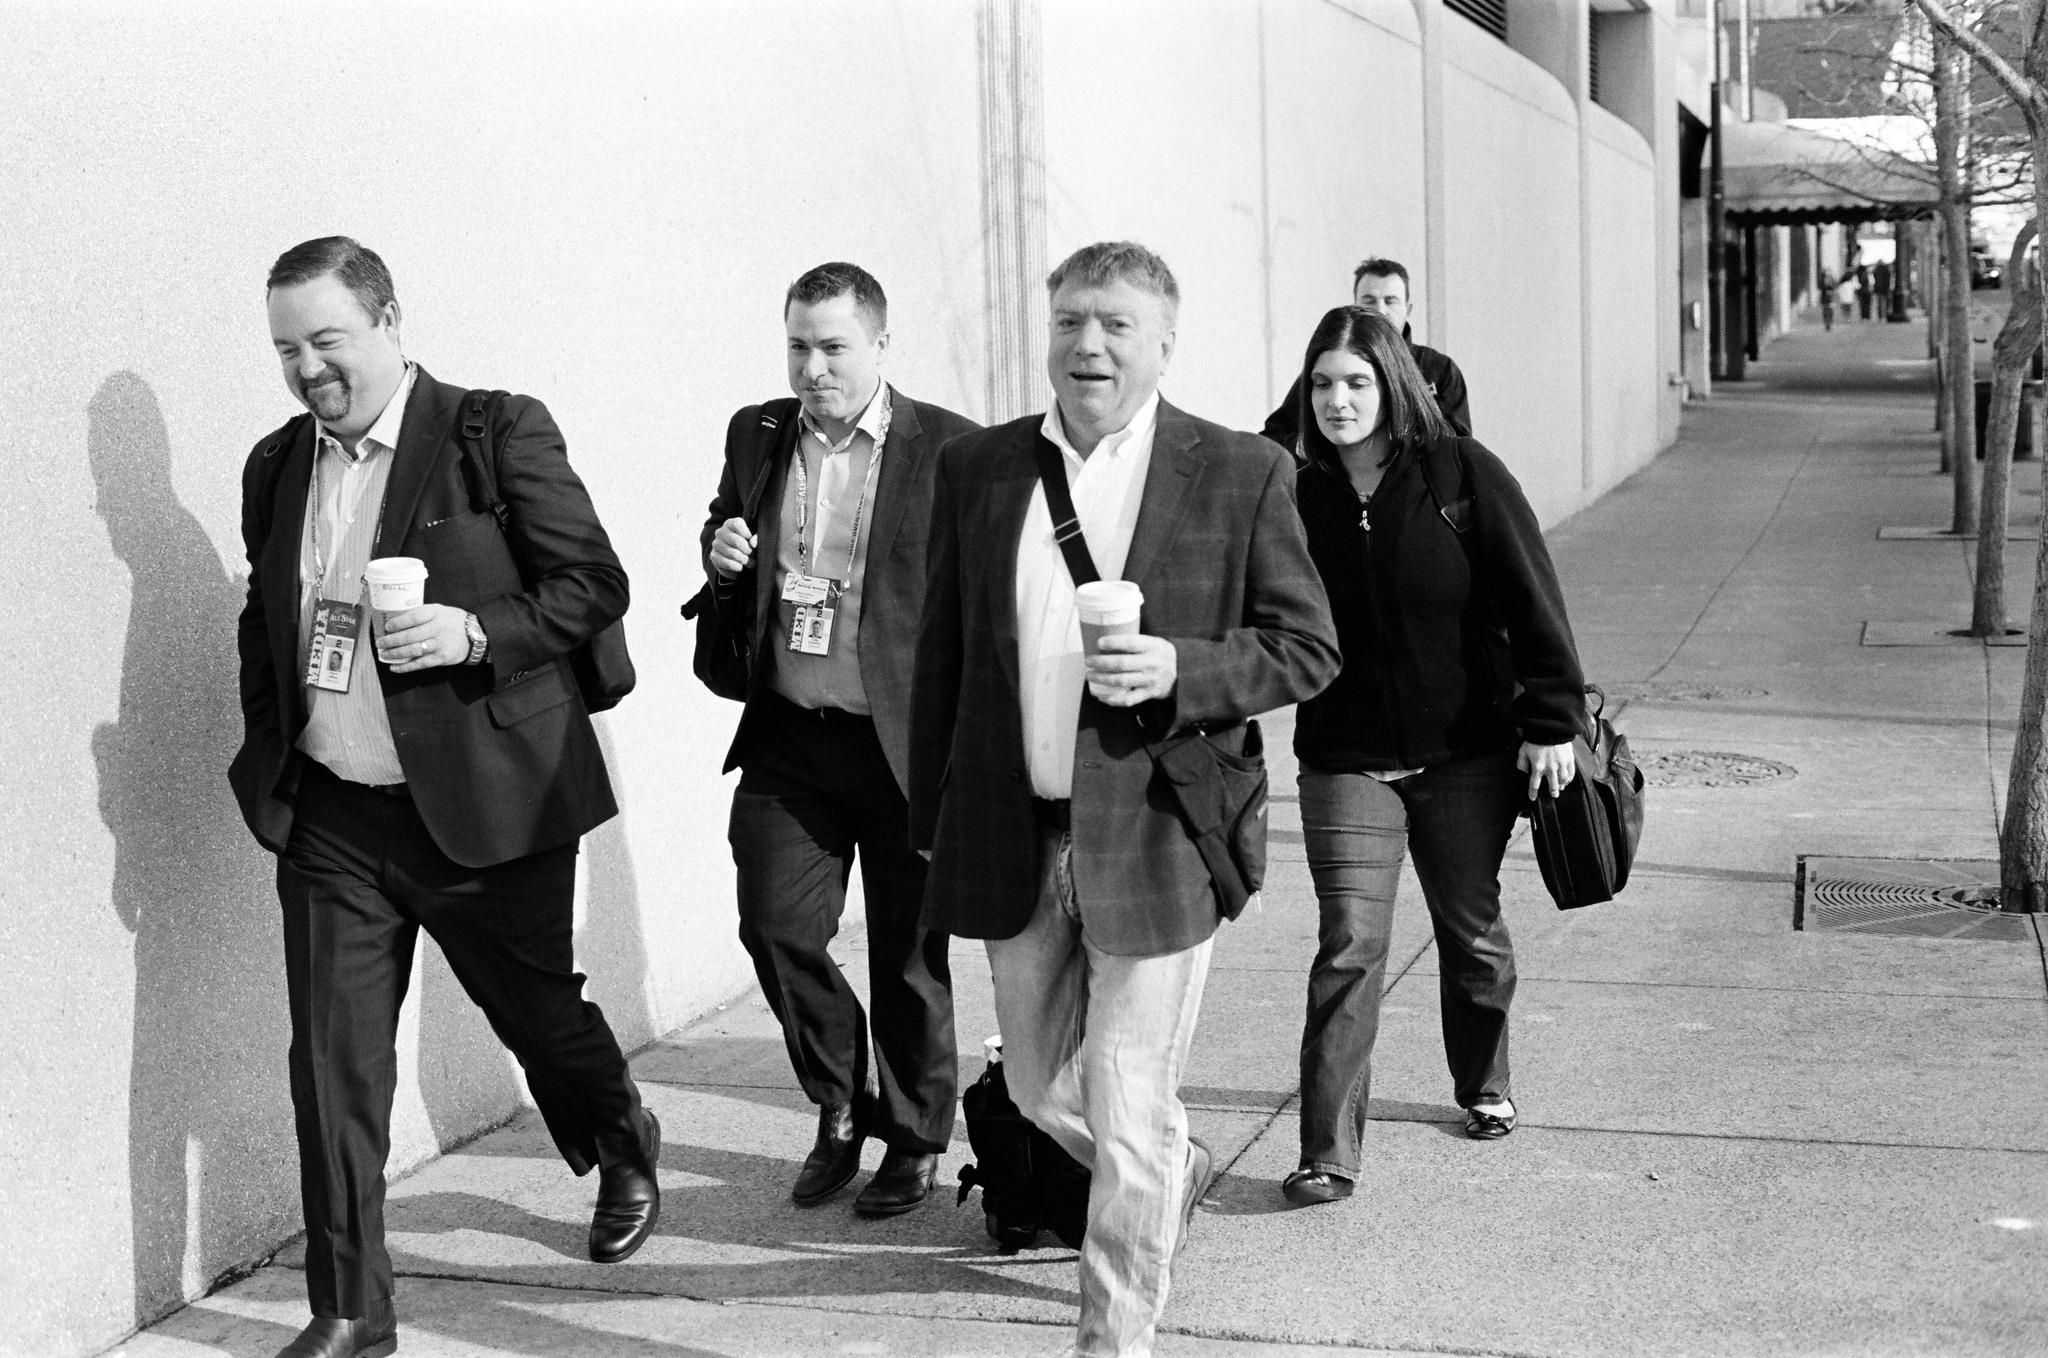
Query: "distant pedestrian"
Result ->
[[1820, 271, 1836, 330], [1262, 257, 1470, 453], [1874, 259, 1894, 317], [1281, 306, 1587, 1208], [1856, 264, 1874, 320]]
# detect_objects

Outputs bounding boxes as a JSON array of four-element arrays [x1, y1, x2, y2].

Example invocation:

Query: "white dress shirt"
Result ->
[[295, 364, 416, 786], [1015, 391, 1160, 799]]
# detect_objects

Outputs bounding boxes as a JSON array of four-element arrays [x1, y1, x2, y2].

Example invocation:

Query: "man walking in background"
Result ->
[[912, 241, 1339, 1356], [232, 238, 658, 1358], [1262, 256, 1471, 450], [700, 263, 976, 1216]]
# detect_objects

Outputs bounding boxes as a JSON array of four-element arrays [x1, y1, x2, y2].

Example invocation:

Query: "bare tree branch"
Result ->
[[1910, 0, 2041, 116]]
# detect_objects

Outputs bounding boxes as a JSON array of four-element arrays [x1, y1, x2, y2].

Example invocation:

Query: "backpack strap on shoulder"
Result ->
[[457, 390, 510, 529]]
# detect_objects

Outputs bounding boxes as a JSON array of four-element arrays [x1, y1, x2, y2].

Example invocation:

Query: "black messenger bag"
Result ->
[[1529, 686, 1645, 910]]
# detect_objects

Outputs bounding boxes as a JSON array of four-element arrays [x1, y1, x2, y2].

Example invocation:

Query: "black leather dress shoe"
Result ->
[[853, 1148, 939, 1216], [792, 1100, 866, 1205], [272, 1300, 396, 1358], [589, 1106, 662, 1263]]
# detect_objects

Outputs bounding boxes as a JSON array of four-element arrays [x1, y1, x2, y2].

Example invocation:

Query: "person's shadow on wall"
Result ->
[[87, 373, 294, 1326]]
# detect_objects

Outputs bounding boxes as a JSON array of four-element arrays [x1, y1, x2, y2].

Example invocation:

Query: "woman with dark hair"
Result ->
[[1282, 307, 1587, 1207]]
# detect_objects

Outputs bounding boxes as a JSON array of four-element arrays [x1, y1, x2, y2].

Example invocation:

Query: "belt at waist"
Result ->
[[764, 689, 872, 727], [1032, 797, 1071, 832], [305, 759, 410, 799]]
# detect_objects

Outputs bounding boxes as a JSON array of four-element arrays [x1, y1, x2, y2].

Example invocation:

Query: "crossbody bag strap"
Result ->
[[1031, 435, 1101, 587], [1415, 436, 1473, 535]]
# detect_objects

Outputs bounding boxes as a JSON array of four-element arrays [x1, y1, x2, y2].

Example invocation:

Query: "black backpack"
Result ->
[[955, 1051, 1090, 1253]]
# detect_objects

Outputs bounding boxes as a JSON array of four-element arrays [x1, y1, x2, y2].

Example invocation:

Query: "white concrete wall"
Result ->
[[1440, 10, 1589, 525], [1584, 107, 1664, 498], [0, 2, 1681, 1353]]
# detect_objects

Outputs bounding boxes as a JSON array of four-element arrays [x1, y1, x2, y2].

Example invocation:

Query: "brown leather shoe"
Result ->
[[272, 1299, 396, 1358], [853, 1148, 940, 1217], [588, 1106, 661, 1263], [792, 1101, 866, 1205]]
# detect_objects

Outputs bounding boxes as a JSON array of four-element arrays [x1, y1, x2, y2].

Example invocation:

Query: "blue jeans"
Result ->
[[1296, 748, 1524, 1178]]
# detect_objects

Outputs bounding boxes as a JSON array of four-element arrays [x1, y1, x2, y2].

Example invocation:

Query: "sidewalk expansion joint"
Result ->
[[1498, 1121, 2048, 1157], [1164, 1326, 1552, 1358]]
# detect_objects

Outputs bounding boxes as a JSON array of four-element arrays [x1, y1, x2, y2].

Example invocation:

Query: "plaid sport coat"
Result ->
[[910, 400, 1340, 956]]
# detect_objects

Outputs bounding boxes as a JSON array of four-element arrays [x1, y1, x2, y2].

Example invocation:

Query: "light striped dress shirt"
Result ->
[[294, 365, 417, 786]]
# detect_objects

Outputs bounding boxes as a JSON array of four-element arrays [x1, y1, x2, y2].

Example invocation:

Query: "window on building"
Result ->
[[1446, 0, 1508, 42]]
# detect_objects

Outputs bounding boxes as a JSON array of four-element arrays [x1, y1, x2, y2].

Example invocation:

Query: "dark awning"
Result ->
[[1722, 119, 1938, 224]]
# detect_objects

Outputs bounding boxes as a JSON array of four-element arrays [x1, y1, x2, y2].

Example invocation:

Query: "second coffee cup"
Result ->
[[364, 557, 429, 614], [1075, 580, 1143, 657]]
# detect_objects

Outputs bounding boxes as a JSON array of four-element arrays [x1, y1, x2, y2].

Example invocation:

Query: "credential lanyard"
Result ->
[[306, 439, 391, 600], [793, 390, 891, 584]]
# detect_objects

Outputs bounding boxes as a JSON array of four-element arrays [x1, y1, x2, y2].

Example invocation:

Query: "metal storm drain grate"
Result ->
[[1637, 750, 1795, 787], [1795, 857, 2037, 941], [1608, 681, 1770, 703]]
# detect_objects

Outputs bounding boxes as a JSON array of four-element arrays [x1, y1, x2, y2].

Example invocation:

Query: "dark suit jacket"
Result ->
[[1261, 340, 1472, 450], [700, 386, 978, 794], [230, 367, 626, 869], [910, 400, 1341, 956]]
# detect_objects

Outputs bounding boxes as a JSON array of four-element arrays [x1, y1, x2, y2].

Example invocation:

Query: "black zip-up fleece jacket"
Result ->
[[1293, 433, 1585, 772]]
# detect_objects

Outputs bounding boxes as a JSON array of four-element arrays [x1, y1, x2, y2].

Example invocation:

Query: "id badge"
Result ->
[[303, 598, 365, 692], [781, 572, 832, 606], [790, 603, 836, 655]]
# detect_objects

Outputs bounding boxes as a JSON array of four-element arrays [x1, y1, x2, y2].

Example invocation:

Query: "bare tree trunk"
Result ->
[[1902, 0, 2048, 909], [1937, 30, 1981, 530], [1974, 224, 2041, 636], [2004, 115, 2048, 910]]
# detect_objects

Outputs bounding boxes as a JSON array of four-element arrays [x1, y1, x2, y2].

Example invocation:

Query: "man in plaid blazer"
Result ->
[[910, 242, 1338, 1357]]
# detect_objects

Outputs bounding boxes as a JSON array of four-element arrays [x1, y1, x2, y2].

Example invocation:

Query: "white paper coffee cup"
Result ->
[[363, 557, 429, 612], [1075, 580, 1143, 657]]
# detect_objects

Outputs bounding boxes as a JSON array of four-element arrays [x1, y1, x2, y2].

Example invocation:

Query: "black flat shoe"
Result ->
[[792, 1100, 866, 1205], [589, 1106, 661, 1263], [854, 1148, 940, 1216], [1464, 1102, 1517, 1140], [272, 1300, 396, 1358], [1281, 1168, 1355, 1207]]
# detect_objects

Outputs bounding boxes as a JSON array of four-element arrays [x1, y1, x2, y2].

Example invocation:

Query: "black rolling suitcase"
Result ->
[[955, 1040, 1090, 1253]]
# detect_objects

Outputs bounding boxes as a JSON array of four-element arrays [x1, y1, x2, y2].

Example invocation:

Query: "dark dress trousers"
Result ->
[[700, 388, 978, 1150], [230, 368, 642, 1319], [909, 400, 1342, 956], [1261, 339, 1473, 451]]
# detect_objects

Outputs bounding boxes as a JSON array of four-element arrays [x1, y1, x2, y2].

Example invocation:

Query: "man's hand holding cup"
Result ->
[[1077, 580, 1175, 707], [366, 557, 466, 673]]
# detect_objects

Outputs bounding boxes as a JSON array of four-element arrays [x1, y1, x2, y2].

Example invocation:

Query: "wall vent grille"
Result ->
[[1446, 0, 1508, 42]]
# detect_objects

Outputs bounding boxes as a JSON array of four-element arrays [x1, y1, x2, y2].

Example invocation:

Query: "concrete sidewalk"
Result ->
[[115, 317, 2048, 1358]]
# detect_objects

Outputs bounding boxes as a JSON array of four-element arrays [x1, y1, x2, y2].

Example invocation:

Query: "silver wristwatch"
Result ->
[[463, 612, 490, 665]]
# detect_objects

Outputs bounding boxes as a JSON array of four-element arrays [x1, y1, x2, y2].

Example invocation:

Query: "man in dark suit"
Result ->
[[700, 263, 976, 1216], [232, 237, 658, 1358], [911, 242, 1339, 1356], [1262, 256, 1471, 450]]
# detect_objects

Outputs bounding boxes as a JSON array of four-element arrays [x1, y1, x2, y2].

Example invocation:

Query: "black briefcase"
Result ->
[[1528, 686, 1645, 910], [955, 1045, 1089, 1253]]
